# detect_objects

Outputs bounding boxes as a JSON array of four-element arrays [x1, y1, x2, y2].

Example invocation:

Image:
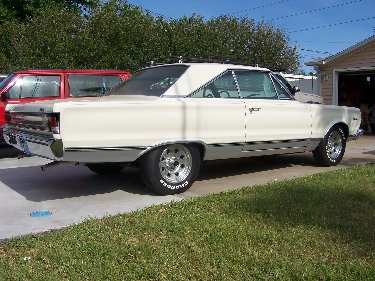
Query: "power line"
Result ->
[[290, 16, 375, 33], [299, 48, 331, 55], [298, 41, 357, 44], [270, 0, 364, 21], [231, 0, 292, 16]]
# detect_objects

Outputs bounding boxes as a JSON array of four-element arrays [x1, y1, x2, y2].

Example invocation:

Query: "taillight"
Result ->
[[4, 112, 11, 124], [47, 114, 60, 134], [120, 73, 131, 81]]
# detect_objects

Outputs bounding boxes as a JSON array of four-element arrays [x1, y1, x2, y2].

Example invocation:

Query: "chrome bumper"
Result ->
[[3, 127, 142, 163], [348, 128, 364, 141], [3, 127, 62, 160]]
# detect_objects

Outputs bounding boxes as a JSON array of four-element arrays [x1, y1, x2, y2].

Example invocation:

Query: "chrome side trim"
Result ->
[[241, 146, 307, 157], [66, 140, 208, 163], [63, 149, 143, 163], [205, 138, 314, 160], [64, 146, 148, 163], [63, 137, 325, 163], [66, 146, 148, 152], [244, 139, 310, 151]]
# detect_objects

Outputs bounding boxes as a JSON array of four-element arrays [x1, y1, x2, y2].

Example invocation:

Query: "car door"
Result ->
[[189, 71, 246, 160], [234, 70, 312, 154]]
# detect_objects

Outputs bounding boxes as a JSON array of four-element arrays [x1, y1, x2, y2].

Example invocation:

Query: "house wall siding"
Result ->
[[318, 42, 375, 105]]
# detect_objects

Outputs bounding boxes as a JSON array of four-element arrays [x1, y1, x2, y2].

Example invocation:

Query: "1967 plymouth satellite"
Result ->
[[3, 63, 363, 195]]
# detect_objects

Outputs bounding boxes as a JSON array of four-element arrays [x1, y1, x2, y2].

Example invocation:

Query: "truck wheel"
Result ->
[[313, 125, 346, 166], [86, 163, 125, 175], [140, 144, 200, 195]]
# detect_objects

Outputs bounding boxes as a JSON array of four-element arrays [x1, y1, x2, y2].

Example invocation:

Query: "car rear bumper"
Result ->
[[3, 127, 62, 160], [3, 127, 143, 163]]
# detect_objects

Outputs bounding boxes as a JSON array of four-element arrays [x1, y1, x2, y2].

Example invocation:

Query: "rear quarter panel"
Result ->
[[55, 98, 245, 149], [310, 104, 361, 138]]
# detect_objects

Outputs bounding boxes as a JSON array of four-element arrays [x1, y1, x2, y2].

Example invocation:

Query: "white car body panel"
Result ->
[[244, 99, 311, 142], [57, 97, 244, 148]]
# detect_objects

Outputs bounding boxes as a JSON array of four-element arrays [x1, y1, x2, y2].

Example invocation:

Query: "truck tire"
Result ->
[[140, 144, 201, 195], [313, 125, 346, 166], [86, 163, 125, 175]]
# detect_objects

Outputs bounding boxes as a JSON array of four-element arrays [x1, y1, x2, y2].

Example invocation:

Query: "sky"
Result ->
[[126, 0, 375, 73]]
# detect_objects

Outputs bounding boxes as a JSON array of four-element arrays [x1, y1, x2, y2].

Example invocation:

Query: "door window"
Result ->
[[8, 75, 60, 98], [192, 71, 240, 99], [235, 71, 277, 99], [271, 76, 292, 100]]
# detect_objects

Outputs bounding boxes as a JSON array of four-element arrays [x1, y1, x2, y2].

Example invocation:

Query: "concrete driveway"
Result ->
[[0, 136, 374, 240]]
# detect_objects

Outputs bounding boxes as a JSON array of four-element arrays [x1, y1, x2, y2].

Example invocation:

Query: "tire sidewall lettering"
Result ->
[[159, 179, 189, 190]]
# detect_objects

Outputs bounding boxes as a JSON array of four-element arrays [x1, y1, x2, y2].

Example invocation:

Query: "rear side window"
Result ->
[[192, 71, 240, 98], [8, 75, 60, 98], [68, 75, 122, 97]]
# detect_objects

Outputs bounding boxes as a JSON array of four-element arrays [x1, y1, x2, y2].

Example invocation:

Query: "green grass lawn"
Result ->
[[1, 164, 375, 280]]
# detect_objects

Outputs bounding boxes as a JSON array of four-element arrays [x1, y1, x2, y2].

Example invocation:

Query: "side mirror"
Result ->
[[1, 92, 10, 102], [292, 86, 300, 94]]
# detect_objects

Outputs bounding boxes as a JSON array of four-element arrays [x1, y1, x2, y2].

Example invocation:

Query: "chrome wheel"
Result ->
[[326, 130, 343, 161], [159, 144, 192, 184]]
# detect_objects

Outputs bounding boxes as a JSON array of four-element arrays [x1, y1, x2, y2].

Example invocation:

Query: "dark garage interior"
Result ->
[[338, 71, 375, 133]]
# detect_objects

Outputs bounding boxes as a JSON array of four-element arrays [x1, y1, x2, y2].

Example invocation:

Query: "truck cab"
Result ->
[[0, 69, 130, 143]]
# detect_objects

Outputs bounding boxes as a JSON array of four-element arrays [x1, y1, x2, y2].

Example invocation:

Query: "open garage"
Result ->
[[307, 35, 375, 133]]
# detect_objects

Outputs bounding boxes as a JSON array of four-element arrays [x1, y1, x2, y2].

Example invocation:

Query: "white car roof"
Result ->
[[149, 63, 270, 97]]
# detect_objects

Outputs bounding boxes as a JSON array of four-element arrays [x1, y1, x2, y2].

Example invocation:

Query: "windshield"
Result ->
[[0, 73, 15, 91], [109, 65, 189, 97]]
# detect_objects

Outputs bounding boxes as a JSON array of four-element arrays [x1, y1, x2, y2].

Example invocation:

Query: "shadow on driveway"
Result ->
[[199, 153, 317, 181], [1, 154, 317, 202], [0, 164, 155, 202]]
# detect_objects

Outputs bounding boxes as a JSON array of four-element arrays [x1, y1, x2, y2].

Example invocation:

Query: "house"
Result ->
[[281, 73, 319, 96], [306, 34, 375, 110]]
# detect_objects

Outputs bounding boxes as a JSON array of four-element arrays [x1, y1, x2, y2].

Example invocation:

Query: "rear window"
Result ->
[[68, 74, 123, 97], [110, 65, 188, 97]]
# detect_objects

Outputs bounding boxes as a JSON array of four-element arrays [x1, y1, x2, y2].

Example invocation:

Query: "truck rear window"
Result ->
[[68, 74, 122, 97]]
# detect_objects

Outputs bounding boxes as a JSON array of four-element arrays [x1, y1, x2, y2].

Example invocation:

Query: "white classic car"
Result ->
[[3, 63, 363, 195]]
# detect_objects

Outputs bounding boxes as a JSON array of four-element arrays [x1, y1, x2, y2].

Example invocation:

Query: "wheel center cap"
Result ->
[[165, 157, 178, 170]]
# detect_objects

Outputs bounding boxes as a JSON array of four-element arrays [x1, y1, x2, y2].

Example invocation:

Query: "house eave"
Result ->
[[304, 34, 375, 68]]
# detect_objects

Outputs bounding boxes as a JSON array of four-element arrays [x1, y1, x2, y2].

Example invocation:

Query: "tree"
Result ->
[[0, 0, 99, 23], [168, 15, 298, 71], [0, 6, 84, 70], [0, 0, 300, 72]]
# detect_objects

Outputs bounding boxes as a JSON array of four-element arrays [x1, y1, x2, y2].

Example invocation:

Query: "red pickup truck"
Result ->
[[0, 69, 130, 143]]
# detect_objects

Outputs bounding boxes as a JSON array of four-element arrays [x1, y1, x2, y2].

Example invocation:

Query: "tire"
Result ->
[[86, 163, 125, 175], [313, 125, 346, 166], [140, 144, 201, 195]]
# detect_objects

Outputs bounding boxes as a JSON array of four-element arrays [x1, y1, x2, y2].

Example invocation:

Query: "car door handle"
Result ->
[[249, 107, 261, 114]]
